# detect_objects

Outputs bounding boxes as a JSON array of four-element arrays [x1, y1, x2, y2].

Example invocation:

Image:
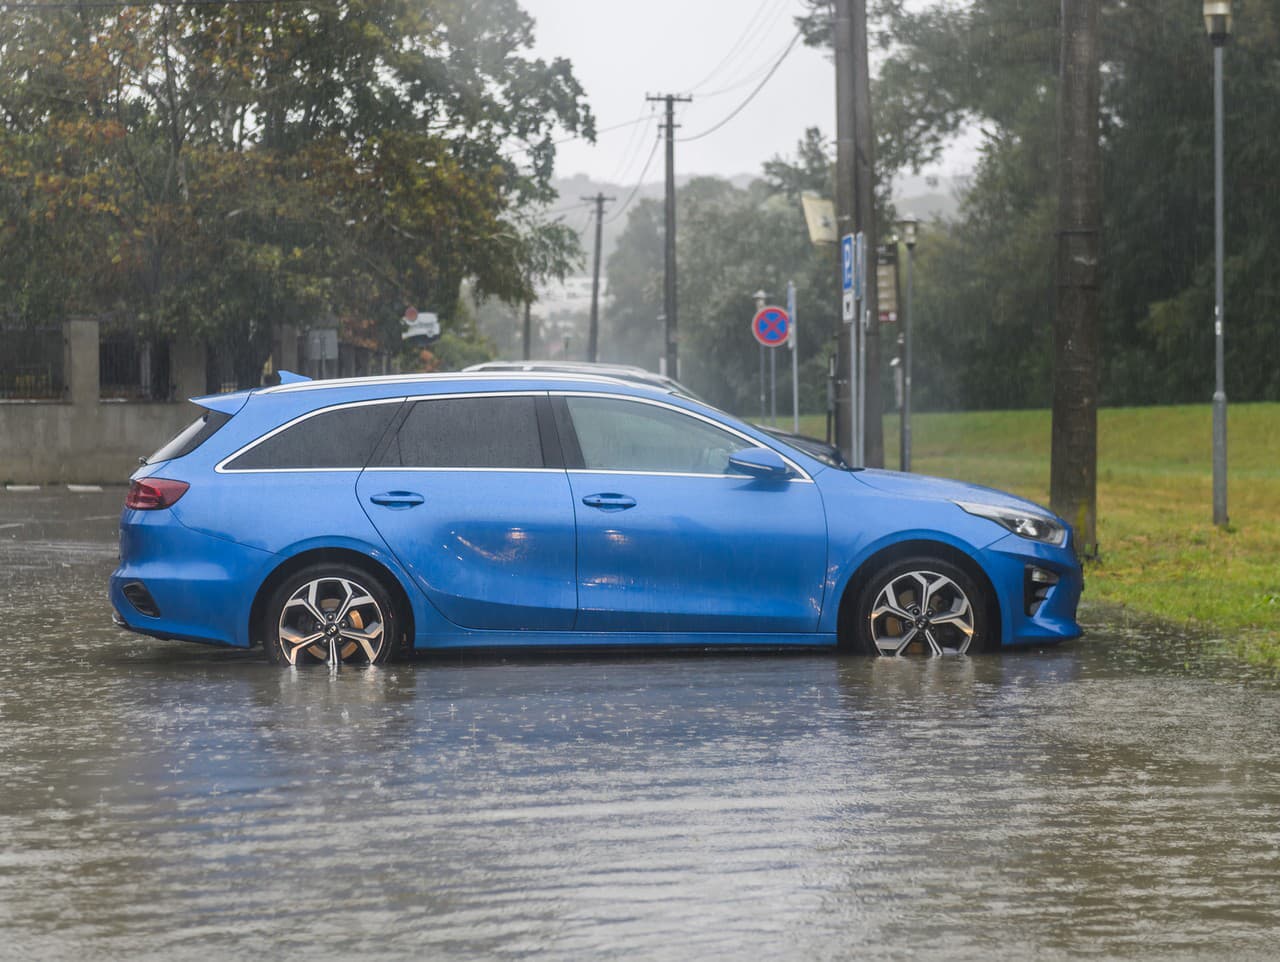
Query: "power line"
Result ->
[[552, 113, 652, 147], [605, 108, 655, 184], [683, 0, 783, 93], [603, 129, 660, 225], [698, 31, 799, 99], [678, 29, 802, 143]]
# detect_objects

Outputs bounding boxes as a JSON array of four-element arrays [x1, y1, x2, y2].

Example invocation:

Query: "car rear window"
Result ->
[[378, 396, 543, 469], [225, 401, 399, 470], [146, 409, 232, 465]]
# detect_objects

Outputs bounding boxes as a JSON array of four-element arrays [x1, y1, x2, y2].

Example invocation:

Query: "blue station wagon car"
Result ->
[[110, 372, 1082, 665]]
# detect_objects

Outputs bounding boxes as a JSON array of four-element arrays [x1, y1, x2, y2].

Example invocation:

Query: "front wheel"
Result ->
[[262, 564, 400, 666], [850, 557, 990, 656]]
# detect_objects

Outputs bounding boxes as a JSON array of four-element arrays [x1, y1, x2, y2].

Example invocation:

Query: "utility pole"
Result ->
[[647, 93, 692, 380], [1050, 0, 1101, 556], [582, 192, 615, 363], [833, 0, 883, 467]]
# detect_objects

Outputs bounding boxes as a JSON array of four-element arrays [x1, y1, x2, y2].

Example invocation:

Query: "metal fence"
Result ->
[[100, 321, 171, 400], [0, 323, 65, 399]]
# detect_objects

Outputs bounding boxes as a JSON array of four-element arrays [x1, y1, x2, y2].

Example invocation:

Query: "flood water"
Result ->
[[2, 488, 1278, 961]]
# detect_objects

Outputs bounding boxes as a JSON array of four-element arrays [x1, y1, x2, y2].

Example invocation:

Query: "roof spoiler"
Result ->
[[189, 370, 312, 415]]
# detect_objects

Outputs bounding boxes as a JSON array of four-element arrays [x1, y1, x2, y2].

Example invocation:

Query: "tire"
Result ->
[[846, 555, 990, 656], [262, 563, 400, 667]]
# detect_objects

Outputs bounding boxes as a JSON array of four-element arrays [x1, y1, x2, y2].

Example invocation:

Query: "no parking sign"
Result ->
[[751, 306, 790, 347]]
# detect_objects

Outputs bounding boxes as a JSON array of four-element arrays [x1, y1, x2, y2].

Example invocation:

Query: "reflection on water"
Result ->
[[1, 491, 1278, 960]]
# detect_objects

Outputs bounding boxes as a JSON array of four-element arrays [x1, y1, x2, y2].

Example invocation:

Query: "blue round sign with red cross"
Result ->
[[752, 306, 790, 347]]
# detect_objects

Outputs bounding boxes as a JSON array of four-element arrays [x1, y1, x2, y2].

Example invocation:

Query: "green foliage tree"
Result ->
[[857, 0, 1280, 410], [605, 133, 841, 419], [0, 0, 591, 385]]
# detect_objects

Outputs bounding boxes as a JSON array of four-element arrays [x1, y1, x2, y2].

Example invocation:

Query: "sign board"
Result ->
[[751, 306, 790, 347], [841, 233, 856, 323], [876, 246, 899, 323], [403, 311, 440, 340], [304, 328, 338, 361], [841, 234, 855, 293], [802, 193, 838, 244]]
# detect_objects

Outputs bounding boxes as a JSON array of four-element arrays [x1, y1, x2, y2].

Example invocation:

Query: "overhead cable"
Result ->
[[678, 29, 802, 143], [604, 132, 661, 225]]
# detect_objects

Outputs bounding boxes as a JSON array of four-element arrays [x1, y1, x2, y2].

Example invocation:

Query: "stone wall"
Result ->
[[0, 319, 206, 484]]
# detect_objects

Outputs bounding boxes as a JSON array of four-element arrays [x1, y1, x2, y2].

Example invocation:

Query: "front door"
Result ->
[[558, 395, 828, 634]]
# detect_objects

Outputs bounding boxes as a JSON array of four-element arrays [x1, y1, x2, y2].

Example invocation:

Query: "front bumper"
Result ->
[[977, 532, 1084, 647]]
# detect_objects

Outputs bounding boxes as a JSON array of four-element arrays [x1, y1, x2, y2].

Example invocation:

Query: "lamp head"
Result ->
[[898, 217, 919, 250], [1204, 0, 1232, 46]]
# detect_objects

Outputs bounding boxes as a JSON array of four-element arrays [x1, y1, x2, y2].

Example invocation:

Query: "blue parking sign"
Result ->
[[841, 234, 854, 293]]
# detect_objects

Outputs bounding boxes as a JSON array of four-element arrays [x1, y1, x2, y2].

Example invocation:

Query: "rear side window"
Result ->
[[147, 410, 231, 464], [379, 396, 543, 468], [225, 401, 399, 470]]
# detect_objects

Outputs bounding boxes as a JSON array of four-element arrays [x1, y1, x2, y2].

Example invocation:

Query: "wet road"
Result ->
[[2, 488, 1279, 961]]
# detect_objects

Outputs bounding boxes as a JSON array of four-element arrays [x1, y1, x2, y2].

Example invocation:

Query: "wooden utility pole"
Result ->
[[833, 0, 883, 467], [647, 93, 692, 379], [582, 192, 614, 363], [1051, 0, 1101, 555]]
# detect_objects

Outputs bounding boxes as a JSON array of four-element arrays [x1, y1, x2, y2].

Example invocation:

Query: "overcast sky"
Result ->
[[521, 0, 978, 191], [521, 0, 838, 184]]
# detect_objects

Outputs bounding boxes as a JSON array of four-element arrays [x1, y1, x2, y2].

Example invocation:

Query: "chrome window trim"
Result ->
[[217, 392, 550, 474], [259, 372, 661, 395], [362, 467, 564, 474], [554, 391, 813, 483]]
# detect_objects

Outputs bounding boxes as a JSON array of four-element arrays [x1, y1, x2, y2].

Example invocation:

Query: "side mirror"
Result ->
[[727, 446, 792, 480]]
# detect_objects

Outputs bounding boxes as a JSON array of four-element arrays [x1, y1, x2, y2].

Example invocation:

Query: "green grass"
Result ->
[[790, 404, 1280, 669]]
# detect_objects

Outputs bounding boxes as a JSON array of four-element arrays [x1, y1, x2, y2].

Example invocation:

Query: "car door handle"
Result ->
[[581, 492, 637, 511], [369, 491, 425, 509]]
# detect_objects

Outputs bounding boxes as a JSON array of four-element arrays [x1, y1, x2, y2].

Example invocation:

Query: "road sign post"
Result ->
[[787, 280, 799, 433], [752, 305, 790, 428]]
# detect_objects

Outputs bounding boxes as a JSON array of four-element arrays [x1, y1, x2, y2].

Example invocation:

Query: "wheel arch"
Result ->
[[835, 538, 1002, 650], [248, 547, 415, 650]]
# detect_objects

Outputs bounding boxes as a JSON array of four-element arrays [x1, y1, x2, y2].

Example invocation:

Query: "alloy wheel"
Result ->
[[867, 569, 976, 656], [276, 576, 387, 666]]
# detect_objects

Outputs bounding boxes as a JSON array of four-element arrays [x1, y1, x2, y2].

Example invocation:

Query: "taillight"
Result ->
[[125, 478, 190, 510]]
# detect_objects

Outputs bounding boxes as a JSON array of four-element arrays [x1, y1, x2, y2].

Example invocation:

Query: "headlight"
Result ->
[[953, 500, 1067, 546]]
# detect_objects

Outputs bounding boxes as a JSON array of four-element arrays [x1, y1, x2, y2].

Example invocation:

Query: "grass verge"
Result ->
[[788, 403, 1280, 669]]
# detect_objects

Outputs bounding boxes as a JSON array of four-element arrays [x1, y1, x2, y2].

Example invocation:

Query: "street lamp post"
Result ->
[[1205, 0, 1231, 526], [897, 218, 918, 472]]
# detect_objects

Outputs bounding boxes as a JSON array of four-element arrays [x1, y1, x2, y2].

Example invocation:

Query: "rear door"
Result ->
[[357, 393, 577, 630], [557, 394, 828, 634]]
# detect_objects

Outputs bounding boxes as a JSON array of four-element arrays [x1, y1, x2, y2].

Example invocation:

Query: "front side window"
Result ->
[[225, 402, 398, 470], [564, 396, 743, 475], [379, 396, 543, 469]]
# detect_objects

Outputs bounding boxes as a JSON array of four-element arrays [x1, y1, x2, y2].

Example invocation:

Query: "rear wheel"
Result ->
[[850, 556, 989, 656], [262, 564, 399, 666]]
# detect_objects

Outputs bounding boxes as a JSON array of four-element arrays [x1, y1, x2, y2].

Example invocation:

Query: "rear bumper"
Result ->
[[110, 509, 272, 648]]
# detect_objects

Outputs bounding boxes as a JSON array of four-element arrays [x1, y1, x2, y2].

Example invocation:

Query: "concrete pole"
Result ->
[[1212, 43, 1228, 525]]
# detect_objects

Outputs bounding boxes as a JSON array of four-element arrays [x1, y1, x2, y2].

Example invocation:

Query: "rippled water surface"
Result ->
[[2, 489, 1279, 960]]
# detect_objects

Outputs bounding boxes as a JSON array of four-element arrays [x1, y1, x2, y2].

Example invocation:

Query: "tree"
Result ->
[[0, 0, 591, 384], [605, 137, 842, 419], [843, 0, 1280, 414]]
